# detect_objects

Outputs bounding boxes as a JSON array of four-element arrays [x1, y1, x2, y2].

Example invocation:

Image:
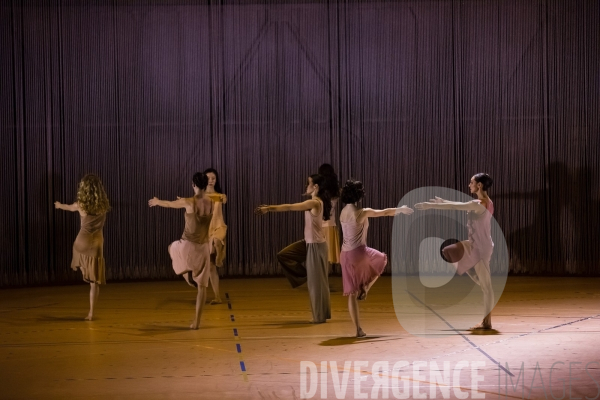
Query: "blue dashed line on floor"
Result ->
[[226, 292, 248, 382]]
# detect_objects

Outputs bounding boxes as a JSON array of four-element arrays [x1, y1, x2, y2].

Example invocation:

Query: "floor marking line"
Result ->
[[406, 290, 514, 377]]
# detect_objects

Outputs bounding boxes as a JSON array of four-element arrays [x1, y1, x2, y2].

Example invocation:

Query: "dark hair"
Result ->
[[473, 173, 493, 191], [318, 163, 340, 199], [203, 168, 223, 193], [340, 179, 365, 204], [310, 174, 332, 221], [192, 172, 208, 191]]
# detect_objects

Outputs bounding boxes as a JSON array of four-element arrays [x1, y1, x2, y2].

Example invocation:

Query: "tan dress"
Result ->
[[207, 193, 227, 267], [169, 202, 213, 287], [71, 213, 106, 284], [322, 198, 340, 264]]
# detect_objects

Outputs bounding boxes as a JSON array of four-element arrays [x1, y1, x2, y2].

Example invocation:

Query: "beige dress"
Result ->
[[207, 193, 227, 267], [169, 202, 213, 287], [71, 213, 106, 284]]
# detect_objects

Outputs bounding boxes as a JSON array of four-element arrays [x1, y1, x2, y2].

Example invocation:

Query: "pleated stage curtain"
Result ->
[[0, 0, 598, 286]]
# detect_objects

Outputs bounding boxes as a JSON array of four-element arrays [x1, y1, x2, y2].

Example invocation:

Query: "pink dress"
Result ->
[[442, 199, 494, 275], [340, 205, 388, 296], [169, 201, 213, 287]]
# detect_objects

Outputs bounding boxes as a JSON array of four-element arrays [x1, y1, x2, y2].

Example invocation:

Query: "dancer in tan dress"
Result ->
[[204, 168, 227, 305], [54, 174, 110, 321], [149, 172, 213, 329], [318, 164, 341, 267]]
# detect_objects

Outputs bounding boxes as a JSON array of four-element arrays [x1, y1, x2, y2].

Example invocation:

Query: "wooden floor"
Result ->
[[1, 276, 599, 399]]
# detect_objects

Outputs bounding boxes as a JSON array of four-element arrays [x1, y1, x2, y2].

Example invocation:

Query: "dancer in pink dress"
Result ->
[[415, 173, 495, 329], [339, 180, 413, 337], [149, 172, 213, 329]]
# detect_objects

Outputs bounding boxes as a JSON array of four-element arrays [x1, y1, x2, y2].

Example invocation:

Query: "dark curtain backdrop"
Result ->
[[1, 0, 598, 286]]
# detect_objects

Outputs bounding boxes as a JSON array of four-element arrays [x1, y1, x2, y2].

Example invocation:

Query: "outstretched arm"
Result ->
[[54, 202, 79, 212], [255, 199, 319, 215], [148, 197, 189, 209], [360, 206, 414, 218], [415, 200, 484, 213]]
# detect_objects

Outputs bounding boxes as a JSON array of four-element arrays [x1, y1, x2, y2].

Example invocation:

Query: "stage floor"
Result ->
[[1, 276, 599, 399]]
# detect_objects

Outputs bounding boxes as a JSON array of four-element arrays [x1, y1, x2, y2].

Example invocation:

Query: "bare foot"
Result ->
[[358, 288, 367, 301], [84, 314, 93, 321], [183, 272, 197, 288], [210, 298, 222, 305], [356, 328, 366, 338], [190, 322, 199, 330]]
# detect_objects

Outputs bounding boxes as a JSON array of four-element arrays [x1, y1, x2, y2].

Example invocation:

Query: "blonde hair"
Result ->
[[77, 174, 111, 215]]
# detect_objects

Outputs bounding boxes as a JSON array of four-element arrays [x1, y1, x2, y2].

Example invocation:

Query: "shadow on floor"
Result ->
[[319, 336, 402, 346], [154, 298, 195, 309], [136, 324, 192, 336], [468, 328, 500, 335], [36, 315, 86, 322]]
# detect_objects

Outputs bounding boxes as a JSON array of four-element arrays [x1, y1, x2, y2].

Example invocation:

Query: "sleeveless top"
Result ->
[[322, 198, 338, 227], [340, 204, 369, 252], [181, 199, 213, 244], [304, 198, 325, 244], [467, 199, 494, 258]]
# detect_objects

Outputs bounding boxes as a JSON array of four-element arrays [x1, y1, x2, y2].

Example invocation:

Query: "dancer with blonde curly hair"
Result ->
[[55, 174, 111, 321]]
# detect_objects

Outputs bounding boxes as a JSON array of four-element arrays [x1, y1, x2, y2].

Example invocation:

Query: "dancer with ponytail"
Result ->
[[255, 174, 332, 324]]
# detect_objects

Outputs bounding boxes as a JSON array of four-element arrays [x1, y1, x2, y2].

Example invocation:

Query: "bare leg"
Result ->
[[361, 275, 380, 301], [466, 268, 481, 286], [190, 286, 207, 329], [209, 262, 222, 304], [470, 260, 493, 329], [85, 282, 99, 321], [348, 294, 365, 337]]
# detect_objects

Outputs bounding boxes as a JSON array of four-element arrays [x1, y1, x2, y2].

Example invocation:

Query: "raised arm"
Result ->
[[254, 199, 319, 215], [415, 200, 485, 213], [148, 197, 189, 209], [54, 201, 80, 212]]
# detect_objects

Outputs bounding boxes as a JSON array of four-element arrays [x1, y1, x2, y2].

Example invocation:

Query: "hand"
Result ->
[[254, 205, 269, 215], [148, 197, 159, 207], [176, 196, 182, 200], [414, 202, 430, 211], [54, 201, 61, 209], [429, 196, 445, 204], [396, 205, 414, 215], [221, 194, 227, 204]]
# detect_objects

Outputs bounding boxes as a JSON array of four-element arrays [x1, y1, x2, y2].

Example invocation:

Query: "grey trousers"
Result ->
[[277, 239, 308, 288], [277, 240, 331, 322]]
